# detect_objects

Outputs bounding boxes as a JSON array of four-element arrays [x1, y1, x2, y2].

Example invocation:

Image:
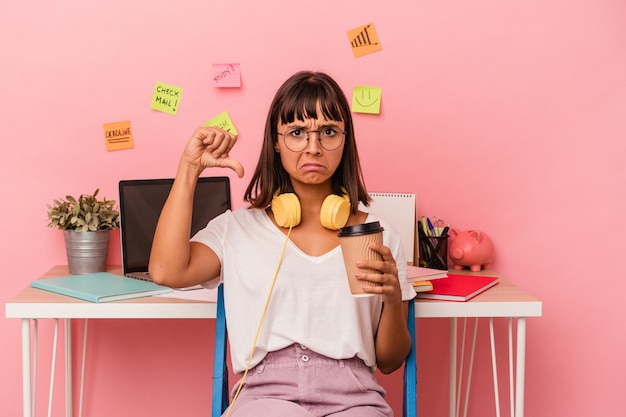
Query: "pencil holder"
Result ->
[[418, 227, 448, 270]]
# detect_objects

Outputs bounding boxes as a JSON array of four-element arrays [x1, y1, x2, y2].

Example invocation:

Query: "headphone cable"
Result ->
[[224, 219, 294, 417]]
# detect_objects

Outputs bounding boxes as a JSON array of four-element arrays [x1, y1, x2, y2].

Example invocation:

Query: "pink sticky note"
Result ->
[[212, 63, 241, 87]]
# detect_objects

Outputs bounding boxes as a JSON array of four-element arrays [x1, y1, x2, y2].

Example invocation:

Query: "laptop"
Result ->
[[118, 177, 231, 282]]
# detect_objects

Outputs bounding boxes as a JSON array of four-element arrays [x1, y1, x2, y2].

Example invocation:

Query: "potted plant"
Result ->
[[47, 189, 120, 274]]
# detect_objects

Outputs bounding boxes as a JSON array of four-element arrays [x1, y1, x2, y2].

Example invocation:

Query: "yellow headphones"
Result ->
[[271, 189, 351, 230]]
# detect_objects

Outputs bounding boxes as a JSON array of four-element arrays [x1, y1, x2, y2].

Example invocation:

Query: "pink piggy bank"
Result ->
[[448, 228, 494, 272]]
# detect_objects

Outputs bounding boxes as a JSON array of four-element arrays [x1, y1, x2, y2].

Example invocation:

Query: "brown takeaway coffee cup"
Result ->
[[337, 221, 384, 297]]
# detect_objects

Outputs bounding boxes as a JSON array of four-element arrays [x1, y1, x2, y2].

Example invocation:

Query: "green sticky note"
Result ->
[[151, 82, 183, 115], [204, 111, 238, 135], [352, 86, 382, 114]]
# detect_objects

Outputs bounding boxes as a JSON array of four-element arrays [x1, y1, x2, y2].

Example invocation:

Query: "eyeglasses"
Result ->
[[276, 127, 346, 152]]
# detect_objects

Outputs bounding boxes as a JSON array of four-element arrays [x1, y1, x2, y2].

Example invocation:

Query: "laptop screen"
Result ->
[[118, 177, 231, 274]]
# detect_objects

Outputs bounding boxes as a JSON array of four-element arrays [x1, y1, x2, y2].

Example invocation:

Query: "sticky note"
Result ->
[[212, 63, 241, 87], [351, 87, 382, 114], [347, 23, 382, 58], [103, 120, 134, 151], [204, 111, 238, 135], [151, 82, 183, 115]]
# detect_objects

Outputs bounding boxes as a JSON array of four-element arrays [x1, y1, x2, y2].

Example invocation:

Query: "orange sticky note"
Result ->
[[103, 120, 134, 151], [347, 23, 382, 58]]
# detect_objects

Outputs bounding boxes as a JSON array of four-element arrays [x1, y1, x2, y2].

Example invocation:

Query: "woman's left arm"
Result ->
[[356, 242, 412, 374]]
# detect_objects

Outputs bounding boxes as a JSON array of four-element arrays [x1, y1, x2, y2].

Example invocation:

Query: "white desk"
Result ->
[[414, 273, 542, 417], [6, 266, 541, 417]]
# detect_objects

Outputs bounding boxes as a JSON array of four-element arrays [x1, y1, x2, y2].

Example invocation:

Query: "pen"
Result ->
[[417, 221, 433, 260], [420, 217, 430, 237], [419, 238, 431, 266], [433, 225, 450, 268], [426, 217, 436, 236], [431, 231, 448, 268]]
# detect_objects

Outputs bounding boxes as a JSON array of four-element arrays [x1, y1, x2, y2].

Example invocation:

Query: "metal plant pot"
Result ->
[[64, 230, 111, 274]]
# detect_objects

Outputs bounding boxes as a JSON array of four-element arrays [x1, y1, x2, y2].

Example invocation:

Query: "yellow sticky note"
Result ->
[[347, 23, 382, 58], [204, 111, 238, 135], [352, 87, 382, 114], [103, 120, 134, 151], [151, 81, 183, 115]]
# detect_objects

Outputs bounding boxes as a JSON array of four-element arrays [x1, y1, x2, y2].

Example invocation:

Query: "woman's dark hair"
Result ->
[[244, 71, 370, 212]]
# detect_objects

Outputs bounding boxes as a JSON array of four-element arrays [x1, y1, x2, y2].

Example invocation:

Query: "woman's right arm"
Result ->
[[148, 126, 244, 288]]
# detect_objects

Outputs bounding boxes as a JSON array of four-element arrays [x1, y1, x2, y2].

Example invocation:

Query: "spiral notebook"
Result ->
[[360, 192, 416, 264]]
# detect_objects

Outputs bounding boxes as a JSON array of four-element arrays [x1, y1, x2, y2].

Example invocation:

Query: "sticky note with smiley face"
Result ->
[[351, 86, 382, 114]]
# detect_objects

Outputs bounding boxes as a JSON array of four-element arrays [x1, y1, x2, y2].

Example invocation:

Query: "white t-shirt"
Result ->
[[191, 208, 416, 373]]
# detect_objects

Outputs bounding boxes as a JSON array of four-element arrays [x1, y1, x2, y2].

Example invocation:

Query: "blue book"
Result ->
[[31, 272, 172, 303]]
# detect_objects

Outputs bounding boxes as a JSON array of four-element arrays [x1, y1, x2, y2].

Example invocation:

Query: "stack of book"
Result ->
[[407, 267, 499, 301], [415, 273, 499, 301], [407, 266, 448, 292]]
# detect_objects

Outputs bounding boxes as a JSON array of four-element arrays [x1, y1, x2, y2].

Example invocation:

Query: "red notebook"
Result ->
[[416, 274, 499, 301]]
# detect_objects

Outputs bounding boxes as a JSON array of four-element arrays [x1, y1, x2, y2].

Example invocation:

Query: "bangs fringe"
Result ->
[[279, 82, 344, 124]]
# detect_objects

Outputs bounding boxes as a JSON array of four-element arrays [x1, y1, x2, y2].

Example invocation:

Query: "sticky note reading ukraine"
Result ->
[[103, 120, 134, 151], [204, 111, 238, 135], [351, 86, 382, 114], [151, 82, 183, 115], [347, 23, 382, 58], [212, 63, 241, 87]]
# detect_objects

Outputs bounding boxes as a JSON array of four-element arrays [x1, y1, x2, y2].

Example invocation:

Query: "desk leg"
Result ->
[[489, 318, 501, 417], [461, 318, 479, 417], [508, 319, 514, 417], [449, 318, 457, 417], [21, 319, 32, 417], [47, 319, 60, 417], [65, 318, 73, 417], [448, 317, 528, 417], [515, 318, 527, 417]]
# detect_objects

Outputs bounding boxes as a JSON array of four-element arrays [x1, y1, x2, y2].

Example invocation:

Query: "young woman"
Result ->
[[150, 71, 416, 417]]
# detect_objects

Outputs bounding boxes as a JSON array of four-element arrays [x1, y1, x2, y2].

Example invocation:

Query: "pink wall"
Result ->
[[2, 0, 625, 416]]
